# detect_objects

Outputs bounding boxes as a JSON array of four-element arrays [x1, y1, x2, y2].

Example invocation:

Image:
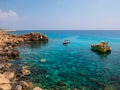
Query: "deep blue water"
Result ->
[[11, 30, 120, 90]]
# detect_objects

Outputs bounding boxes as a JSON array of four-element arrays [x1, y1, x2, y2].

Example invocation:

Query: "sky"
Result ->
[[0, 0, 120, 30]]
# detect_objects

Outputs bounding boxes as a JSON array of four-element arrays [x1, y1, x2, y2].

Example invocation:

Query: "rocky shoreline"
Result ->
[[0, 31, 48, 90]]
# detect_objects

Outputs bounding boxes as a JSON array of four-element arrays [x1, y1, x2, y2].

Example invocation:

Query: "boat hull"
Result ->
[[91, 46, 111, 53]]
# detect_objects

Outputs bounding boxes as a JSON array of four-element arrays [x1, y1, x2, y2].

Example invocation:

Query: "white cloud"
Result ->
[[0, 9, 17, 20]]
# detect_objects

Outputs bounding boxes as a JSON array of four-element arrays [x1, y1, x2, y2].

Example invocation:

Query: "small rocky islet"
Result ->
[[0, 30, 48, 90]]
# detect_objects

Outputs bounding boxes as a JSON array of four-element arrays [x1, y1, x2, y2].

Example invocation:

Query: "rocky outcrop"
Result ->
[[0, 31, 24, 60], [0, 31, 48, 59], [0, 73, 12, 90], [21, 32, 48, 41], [21, 66, 31, 76], [0, 62, 12, 73], [0, 31, 47, 90]]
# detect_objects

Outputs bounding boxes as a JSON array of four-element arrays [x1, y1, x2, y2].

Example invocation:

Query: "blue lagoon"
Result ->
[[11, 30, 120, 90]]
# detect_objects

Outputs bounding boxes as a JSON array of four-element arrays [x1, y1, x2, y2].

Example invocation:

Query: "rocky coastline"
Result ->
[[0, 31, 48, 90]]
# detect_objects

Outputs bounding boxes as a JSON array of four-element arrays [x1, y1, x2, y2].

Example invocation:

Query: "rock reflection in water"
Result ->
[[23, 40, 48, 49]]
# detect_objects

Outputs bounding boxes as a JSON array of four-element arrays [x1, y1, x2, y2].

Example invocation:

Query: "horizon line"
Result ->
[[15, 29, 120, 31]]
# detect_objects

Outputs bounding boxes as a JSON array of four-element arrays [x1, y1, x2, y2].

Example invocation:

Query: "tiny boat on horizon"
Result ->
[[63, 40, 70, 45], [91, 41, 111, 53]]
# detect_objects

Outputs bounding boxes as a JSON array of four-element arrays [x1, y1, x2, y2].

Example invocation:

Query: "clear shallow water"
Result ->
[[11, 30, 120, 90]]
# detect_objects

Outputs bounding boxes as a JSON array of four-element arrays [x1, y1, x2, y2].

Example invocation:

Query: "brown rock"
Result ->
[[20, 81, 29, 88], [28, 82, 34, 88], [33, 87, 43, 90], [21, 66, 31, 76], [21, 32, 48, 41], [3, 71, 15, 80], [16, 85, 22, 90], [0, 84, 12, 90], [0, 74, 10, 84], [11, 50, 19, 58]]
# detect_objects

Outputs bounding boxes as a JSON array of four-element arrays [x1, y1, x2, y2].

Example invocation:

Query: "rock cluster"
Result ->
[[0, 31, 48, 60], [0, 31, 48, 90], [0, 31, 24, 60], [21, 32, 48, 41]]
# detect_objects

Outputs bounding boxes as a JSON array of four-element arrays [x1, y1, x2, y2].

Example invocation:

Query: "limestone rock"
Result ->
[[0, 84, 12, 90], [3, 71, 15, 80], [16, 85, 22, 90], [33, 87, 43, 90], [21, 66, 31, 76], [21, 32, 48, 41], [0, 74, 11, 90], [0, 74, 10, 84]]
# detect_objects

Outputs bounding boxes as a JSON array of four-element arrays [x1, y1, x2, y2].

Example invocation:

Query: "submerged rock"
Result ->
[[40, 58, 47, 63], [57, 81, 66, 86], [71, 88, 80, 90], [104, 85, 116, 90], [39, 69, 47, 74]]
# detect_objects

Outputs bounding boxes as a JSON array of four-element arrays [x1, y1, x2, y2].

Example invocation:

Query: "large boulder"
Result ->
[[16, 85, 22, 90], [21, 66, 31, 76], [0, 74, 10, 84], [0, 84, 12, 90], [3, 71, 15, 80], [0, 74, 12, 90]]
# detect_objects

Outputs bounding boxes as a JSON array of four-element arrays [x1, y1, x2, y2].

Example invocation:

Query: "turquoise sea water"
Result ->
[[11, 30, 120, 90]]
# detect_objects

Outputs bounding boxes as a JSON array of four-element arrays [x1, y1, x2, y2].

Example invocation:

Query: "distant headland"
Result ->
[[0, 28, 16, 32]]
